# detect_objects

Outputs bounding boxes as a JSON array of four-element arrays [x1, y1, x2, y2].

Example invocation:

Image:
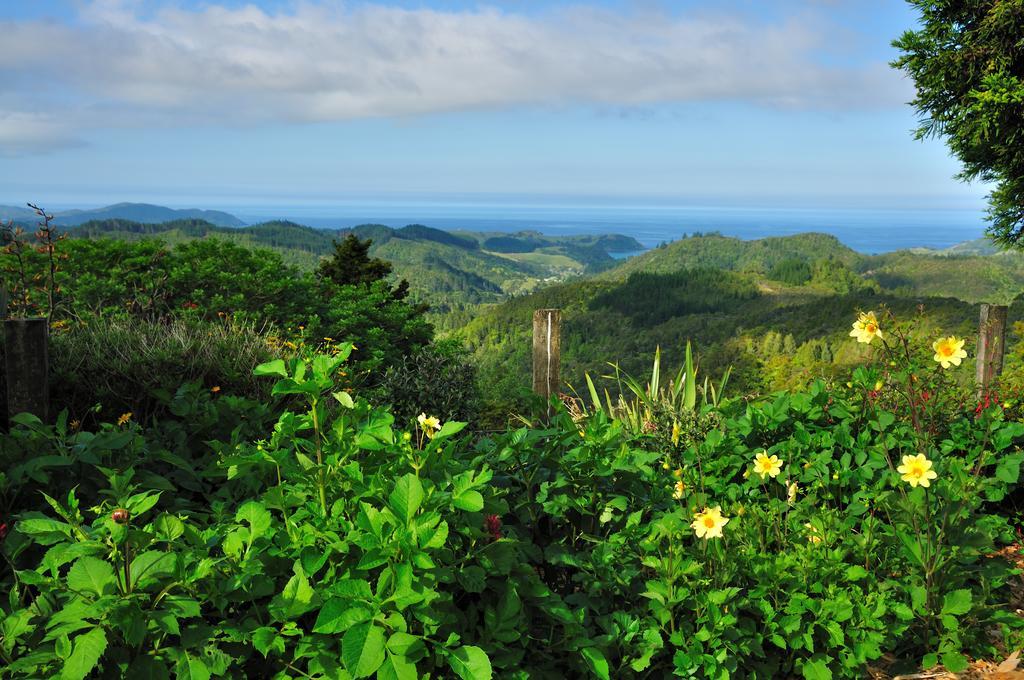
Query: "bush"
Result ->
[[371, 339, 481, 425], [48, 316, 275, 425], [2, 310, 1023, 678]]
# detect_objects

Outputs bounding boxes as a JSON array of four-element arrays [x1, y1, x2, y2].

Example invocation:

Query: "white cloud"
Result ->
[[0, 1, 910, 154], [0, 112, 83, 156]]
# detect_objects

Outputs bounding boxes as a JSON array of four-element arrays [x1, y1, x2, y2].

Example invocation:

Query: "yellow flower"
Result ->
[[1004, 402, 1012, 409], [671, 421, 681, 447], [849, 311, 883, 344], [691, 506, 729, 539], [673, 468, 683, 479], [673, 480, 686, 500], [417, 413, 442, 438], [210, 386, 221, 394], [897, 453, 938, 488], [874, 380, 884, 391], [117, 412, 132, 426], [786, 481, 798, 504], [832, 472, 839, 480], [753, 452, 783, 479], [70, 419, 81, 431], [662, 461, 671, 470], [805, 522, 822, 544], [932, 336, 967, 369]]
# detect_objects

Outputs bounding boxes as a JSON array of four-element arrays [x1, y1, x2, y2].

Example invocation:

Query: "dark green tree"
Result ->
[[317, 234, 394, 287], [893, 1, 1024, 245]]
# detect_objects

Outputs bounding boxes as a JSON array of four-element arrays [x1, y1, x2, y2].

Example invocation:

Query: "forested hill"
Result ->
[[601, 232, 860, 279], [63, 218, 644, 316], [599, 231, 1024, 304], [0, 202, 245, 227], [457, 230, 1024, 413]]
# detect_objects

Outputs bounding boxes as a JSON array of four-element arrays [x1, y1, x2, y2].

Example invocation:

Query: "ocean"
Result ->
[[233, 202, 990, 255]]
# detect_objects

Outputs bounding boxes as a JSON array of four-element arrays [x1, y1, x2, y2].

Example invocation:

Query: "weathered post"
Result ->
[[976, 303, 1008, 398], [532, 309, 561, 422], [5, 318, 49, 423]]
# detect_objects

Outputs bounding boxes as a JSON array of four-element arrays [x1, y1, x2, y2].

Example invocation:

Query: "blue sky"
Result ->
[[0, 1, 987, 211]]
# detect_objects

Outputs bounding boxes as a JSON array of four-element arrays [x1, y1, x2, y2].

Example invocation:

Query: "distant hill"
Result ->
[[0, 202, 245, 227], [601, 232, 861, 280], [64, 218, 643, 319], [457, 231, 1024, 409]]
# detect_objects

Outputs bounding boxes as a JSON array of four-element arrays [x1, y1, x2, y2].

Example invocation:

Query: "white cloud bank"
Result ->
[[0, 1, 909, 154]]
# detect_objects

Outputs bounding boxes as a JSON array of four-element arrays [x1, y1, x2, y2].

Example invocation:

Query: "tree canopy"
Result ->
[[893, 0, 1024, 246]]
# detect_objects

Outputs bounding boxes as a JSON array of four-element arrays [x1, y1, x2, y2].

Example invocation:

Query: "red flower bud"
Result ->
[[484, 514, 502, 541], [111, 509, 130, 524], [0, 522, 8, 540]]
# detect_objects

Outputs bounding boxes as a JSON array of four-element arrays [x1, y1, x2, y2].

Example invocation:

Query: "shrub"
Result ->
[[371, 339, 481, 425], [2, 309, 1023, 679], [48, 316, 275, 425]]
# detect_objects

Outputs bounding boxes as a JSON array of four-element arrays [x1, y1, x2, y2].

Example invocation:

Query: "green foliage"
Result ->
[[893, 0, 1024, 246], [7, 237, 434, 380], [317, 234, 398, 289], [769, 257, 813, 285], [1, 351, 500, 678], [578, 342, 728, 450], [65, 218, 642, 317], [47, 316, 275, 424], [371, 339, 481, 425], [590, 269, 759, 326]]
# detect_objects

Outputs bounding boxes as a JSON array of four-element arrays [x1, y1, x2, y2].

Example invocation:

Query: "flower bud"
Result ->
[[111, 508, 130, 524]]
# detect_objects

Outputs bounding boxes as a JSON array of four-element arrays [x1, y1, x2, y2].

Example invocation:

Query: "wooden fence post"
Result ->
[[5, 318, 49, 423], [976, 303, 1008, 397], [532, 309, 561, 421]]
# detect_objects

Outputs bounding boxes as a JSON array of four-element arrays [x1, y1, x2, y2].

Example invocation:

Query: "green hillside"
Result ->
[[601, 231, 1024, 304], [65, 218, 643, 317], [458, 232, 1024, 413]]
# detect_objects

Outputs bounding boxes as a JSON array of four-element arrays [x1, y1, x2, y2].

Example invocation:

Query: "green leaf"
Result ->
[[844, 565, 868, 581], [252, 627, 284, 658], [269, 569, 317, 621], [60, 628, 107, 680], [581, 647, 610, 680], [377, 652, 418, 680], [389, 475, 424, 525], [129, 551, 176, 590], [941, 589, 972, 616], [254, 359, 288, 377], [448, 646, 492, 680], [453, 490, 484, 513], [995, 453, 1023, 483], [154, 514, 184, 542], [909, 586, 928, 614], [342, 622, 386, 678], [235, 501, 272, 540], [175, 655, 211, 680], [386, 632, 424, 657], [433, 421, 467, 440], [334, 391, 355, 408], [941, 651, 968, 674], [800, 658, 832, 680], [66, 557, 116, 598], [313, 600, 373, 634], [125, 491, 161, 517]]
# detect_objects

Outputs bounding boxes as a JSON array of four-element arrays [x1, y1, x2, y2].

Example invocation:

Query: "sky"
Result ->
[[0, 0, 990, 212]]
